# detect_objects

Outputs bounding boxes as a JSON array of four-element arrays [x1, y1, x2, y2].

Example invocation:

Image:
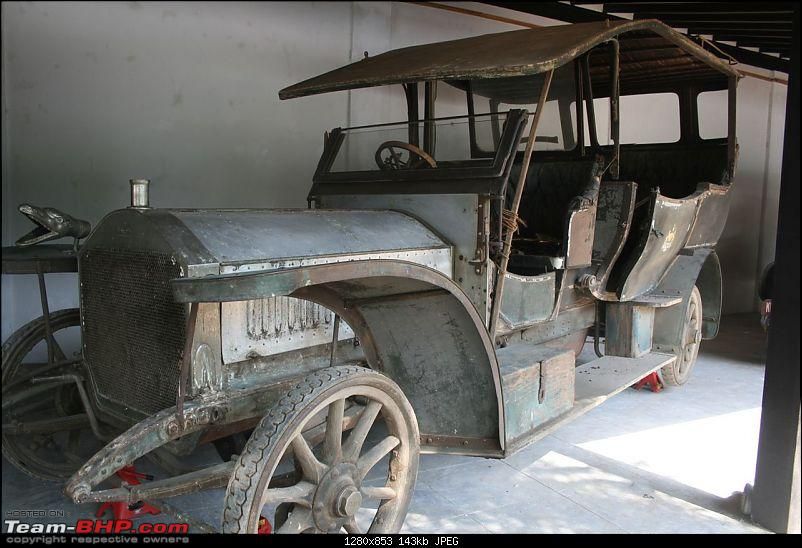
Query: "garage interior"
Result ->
[[1, 1, 798, 535]]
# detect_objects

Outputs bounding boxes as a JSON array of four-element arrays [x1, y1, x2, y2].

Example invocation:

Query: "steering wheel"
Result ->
[[374, 141, 437, 170]]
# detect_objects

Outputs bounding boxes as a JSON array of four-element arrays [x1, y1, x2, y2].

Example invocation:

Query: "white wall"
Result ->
[[0, 1, 786, 339], [717, 74, 787, 313]]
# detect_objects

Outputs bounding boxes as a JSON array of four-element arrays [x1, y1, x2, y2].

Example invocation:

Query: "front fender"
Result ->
[[172, 260, 505, 456]]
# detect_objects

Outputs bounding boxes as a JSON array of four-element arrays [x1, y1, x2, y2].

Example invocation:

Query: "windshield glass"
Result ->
[[467, 63, 578, 153], [329, 112, 509, 173]]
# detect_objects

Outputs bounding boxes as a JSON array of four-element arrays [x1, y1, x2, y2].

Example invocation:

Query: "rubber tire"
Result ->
[[1, 308, 83, 481], [222, 365, 420, 534], [661, 286, 702, 386]]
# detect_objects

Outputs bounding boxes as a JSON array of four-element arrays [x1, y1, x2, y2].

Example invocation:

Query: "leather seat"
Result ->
[[617, 144, 729, 199]]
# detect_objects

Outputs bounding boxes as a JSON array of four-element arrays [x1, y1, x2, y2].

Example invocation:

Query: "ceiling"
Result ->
[[483, 1, 793, 73]]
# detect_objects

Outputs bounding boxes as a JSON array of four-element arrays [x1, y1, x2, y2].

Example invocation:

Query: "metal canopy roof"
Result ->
[[279, 19, 738, 100], [489, 1, 792, 73]]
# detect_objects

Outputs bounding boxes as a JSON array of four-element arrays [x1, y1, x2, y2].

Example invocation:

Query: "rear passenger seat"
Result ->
[[617, 144, 729, 198], [503, 144, 728, 276]]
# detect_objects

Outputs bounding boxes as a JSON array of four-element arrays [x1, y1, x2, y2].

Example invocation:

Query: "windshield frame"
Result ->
[[309, 109, 528, 198]]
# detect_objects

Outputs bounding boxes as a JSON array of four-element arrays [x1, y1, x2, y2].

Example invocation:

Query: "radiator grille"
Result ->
[[80, 248, 186, 416]]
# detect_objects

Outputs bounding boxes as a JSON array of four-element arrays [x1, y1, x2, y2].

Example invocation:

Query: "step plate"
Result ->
[[575, 352, 676, 402]]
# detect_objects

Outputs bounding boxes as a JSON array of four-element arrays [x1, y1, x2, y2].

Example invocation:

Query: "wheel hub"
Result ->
[[312, 462, 362, 531], [336, 486, 362, 517]]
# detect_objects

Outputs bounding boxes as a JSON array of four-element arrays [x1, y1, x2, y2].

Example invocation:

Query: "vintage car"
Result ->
[[1, 20, 739, 533]]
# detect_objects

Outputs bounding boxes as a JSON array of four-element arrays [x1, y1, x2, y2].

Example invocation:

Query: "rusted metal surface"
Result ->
[[419, 434, 499, 455], [588, 181, 636, 300], [605, 301, 665, 358], [652, 248, 721, 357], [515, 301, 596, 342], [171, 259, 506, 451], [279, 20, 738, 100], [220, 248, 450, 364], [615, 192, 699, 301], [77, 207, 452, 421], [63, 376, 295, 503], [64, 385, 369, 507], [497, 345, 574, 447], [564, 176, 601, 268], [320, 193, 492, 323], [190, 303, 225, 395], [169, 209, 451, 266], [694, 252, 723, 339], [499, 271, 556, 329], [684, 184, 732, 248]]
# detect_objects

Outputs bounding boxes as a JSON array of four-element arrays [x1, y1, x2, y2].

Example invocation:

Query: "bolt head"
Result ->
[[337, 487, 362, 517]]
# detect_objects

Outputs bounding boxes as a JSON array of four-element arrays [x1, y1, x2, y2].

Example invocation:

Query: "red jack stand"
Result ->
[[633, 371, 663, 393], [258, 516, 272, 534], [96, 466, 161, 520]]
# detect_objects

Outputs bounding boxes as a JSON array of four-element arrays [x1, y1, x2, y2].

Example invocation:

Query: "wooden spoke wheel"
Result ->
[[222, 366, 419, 534], [2, 309, 102, 481], [661, 286, 703, 386]]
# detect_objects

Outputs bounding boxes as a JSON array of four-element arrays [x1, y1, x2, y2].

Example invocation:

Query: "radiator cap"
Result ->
[[129, 179, 150, 209]]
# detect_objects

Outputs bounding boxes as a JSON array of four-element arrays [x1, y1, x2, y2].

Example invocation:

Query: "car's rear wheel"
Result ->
[[222, 366, 419, 534], [661, 286, 703, 386]]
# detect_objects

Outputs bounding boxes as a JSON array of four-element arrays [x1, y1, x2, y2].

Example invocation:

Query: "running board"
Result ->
[[504, 352, 676, 455], [575, 352, 676, 402]]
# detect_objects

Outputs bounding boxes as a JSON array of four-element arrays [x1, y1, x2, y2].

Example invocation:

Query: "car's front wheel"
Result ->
[[222, 366, 419, 534]]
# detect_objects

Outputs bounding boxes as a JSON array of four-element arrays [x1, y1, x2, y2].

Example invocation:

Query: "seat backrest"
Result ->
[[508, 158, 601, 241], [617, 144, 729, 199]]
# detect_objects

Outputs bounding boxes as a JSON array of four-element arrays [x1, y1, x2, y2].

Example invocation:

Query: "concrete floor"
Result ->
[[2, 314, 768, 533]]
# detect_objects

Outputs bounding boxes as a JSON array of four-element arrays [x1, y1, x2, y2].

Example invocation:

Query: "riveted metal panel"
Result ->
[[499, 271, 556, 329], [80, 207, 453, 418], [219, 247, 452, 363], [169, 209, 449, 267], [320, 194, 490, 322]]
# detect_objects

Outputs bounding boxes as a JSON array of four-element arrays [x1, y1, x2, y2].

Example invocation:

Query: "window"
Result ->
[[621, 93, 681, 144], [494, 100, 576, 152], [574, 92, 681, 145], [697, 89, 728, 139]]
